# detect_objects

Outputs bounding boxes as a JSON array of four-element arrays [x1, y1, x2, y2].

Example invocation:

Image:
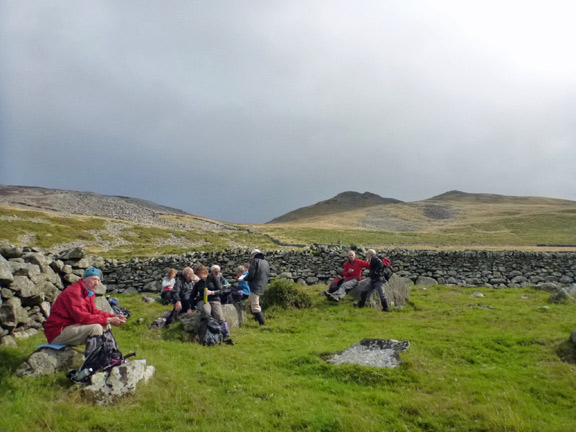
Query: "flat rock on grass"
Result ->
[[327, 338, 410, 369]]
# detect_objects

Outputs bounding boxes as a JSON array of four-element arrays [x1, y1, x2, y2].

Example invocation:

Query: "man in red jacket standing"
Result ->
[[327, 250, 370, 302], [44, 267, 126, 345]]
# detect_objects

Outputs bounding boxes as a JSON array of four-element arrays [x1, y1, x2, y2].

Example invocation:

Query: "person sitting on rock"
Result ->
[[209, 265, 232, 304], [166, 267, 198, 325], [231, 265, 250, 303], [44, 267, 126, 345], [189, 264, 235, 345], [160, 268, 178, 305], [326, 250, 370, 302]]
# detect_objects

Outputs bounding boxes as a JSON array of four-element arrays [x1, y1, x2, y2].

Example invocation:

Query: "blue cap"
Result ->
[[83, 267, 102, 279]]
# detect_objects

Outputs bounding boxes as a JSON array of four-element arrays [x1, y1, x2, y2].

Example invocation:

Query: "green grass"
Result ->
[[1, 285, 576, 431], [0, 208, 278, 259]]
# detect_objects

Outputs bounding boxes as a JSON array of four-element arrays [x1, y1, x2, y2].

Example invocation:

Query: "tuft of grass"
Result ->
[[1, 285, 576, 431]]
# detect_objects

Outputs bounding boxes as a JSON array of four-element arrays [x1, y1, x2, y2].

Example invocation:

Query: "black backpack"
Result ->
[[67, 329, 134, 383], [197, 317, 223, 346]]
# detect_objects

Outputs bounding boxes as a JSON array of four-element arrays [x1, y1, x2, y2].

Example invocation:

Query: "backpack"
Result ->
[[377, 255, 393, 281], [107, 297, 131, 318], [197, 317, 223, 346], [67, 329, 134, 383]]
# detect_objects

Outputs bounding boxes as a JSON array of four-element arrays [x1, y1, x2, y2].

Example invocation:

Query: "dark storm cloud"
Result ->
[[1, 1, 575, 223]]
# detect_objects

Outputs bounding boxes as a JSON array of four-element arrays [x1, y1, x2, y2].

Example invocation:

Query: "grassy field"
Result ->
[[1, 284, 576, 431]]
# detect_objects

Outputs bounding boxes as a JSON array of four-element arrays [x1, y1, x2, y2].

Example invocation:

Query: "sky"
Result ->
[[1, 1, 576, 223]]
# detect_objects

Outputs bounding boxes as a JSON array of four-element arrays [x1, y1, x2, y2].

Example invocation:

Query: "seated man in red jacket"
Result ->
[[327, 250, 370, 302], [44, 267, 126, 345]]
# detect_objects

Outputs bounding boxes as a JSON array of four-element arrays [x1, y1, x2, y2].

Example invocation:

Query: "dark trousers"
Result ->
[[359, 279, 388, 310]]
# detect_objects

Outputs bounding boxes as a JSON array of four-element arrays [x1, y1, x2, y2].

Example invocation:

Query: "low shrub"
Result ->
[[261, 279, 312, 310]]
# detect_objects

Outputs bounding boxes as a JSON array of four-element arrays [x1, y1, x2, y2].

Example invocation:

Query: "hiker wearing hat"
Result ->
[[44, 267, 126, 346], [243, 249, 270, 325]]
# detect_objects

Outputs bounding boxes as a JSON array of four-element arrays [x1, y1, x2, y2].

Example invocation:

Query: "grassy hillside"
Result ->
[[2, 189, 576, 256], [0, 207, 278, 259], [258, 195, 576, 250], [1, 284, 576, 431]]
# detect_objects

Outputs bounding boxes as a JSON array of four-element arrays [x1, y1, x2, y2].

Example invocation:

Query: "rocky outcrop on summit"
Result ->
[[268, 191, 403, 223]]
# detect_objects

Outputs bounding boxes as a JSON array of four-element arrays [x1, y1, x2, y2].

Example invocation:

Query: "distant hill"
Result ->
[[430, 190, 576, 205], [0, 185, 193, 227], [268, 191, 403, 224]]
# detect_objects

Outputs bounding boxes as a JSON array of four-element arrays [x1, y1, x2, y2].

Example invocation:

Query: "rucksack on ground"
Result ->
[[197, 317, 223, 346], [107, 297, 131, 318], [67, 329, 134, 383]]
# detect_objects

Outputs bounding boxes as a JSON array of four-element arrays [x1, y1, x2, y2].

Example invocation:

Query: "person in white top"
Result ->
[[161, 268, 178, 304]]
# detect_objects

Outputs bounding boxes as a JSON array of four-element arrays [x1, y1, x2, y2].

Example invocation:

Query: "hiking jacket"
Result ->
[[172, 273, 195, 304], [44, 279, 116, 343], [235, 272, 251, 296], [244, 253, 270, 296], [190, 275, 222, 307], [342, 258, 370, 281]]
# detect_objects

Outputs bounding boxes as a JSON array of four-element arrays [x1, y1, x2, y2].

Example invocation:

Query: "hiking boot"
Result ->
[[253, 312, 265, 326], [224, 338, 236, 345]]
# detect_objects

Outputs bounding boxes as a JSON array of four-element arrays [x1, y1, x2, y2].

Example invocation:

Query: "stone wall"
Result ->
[[102, 247, 576, 293], [0, 245, 108, 347], [2, 244, 575, 347]]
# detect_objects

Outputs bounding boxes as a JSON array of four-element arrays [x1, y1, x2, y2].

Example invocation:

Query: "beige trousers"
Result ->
[[51, 324, 110, 346], [248, 293, 261, 313]]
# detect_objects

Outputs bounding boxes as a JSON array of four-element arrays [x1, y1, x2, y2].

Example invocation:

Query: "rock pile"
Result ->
[[0, 245, 109, 347]]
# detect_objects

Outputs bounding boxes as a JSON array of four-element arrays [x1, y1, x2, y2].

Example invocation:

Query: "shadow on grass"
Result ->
[[0, 348, 27, 394], [555, 339, 576, 364]]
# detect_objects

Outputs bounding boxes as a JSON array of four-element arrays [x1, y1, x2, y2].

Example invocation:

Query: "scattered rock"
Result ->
[[327, 338, 410, 368], [80, 360, 155, 405], [16, 347, 84, 378], [471, 291, 484, 298], [548, 288, 572, 304], [415, 276, 438, 287], [349, 274, 411, 309]]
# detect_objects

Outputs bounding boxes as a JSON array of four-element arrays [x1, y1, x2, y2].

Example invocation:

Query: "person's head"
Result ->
[[347, 250, 356, 262], [83, 267, 102, 290], [366, 249, 376, 260], [210, 265, 221, 276], [194, 264, 209, 280], [250, 248, 261, 259], [236, 265, 246, 276], [168, 268, 178, 279], [182, 267, 195, 281]]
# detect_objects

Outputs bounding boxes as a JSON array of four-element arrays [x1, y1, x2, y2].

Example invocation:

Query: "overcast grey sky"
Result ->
[[1, 1, 575, 223]]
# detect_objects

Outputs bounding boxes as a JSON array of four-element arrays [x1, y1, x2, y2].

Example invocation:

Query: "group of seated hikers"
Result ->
[[41, 248, 390, 380], [43, 249, 270, 353], [160, 263, 253, 345]]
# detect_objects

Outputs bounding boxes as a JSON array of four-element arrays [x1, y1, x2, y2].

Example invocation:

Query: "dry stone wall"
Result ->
[[2, 244, 575, 347], [101, 247, 576, 293]]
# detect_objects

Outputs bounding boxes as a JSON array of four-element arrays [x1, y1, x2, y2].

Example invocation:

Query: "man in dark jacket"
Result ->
[[356, 249, 390, 311], [166, 267, 197, 325], [243, 248, 270, 325]]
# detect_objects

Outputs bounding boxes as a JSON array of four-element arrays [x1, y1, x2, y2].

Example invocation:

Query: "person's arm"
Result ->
[[207, 275, 222, 295], [244, 260, 257, 282]]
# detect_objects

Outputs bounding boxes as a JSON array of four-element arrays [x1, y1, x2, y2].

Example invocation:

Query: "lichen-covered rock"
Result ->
[[81, 360, 155, 405], [16, 347, 84, 378]]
